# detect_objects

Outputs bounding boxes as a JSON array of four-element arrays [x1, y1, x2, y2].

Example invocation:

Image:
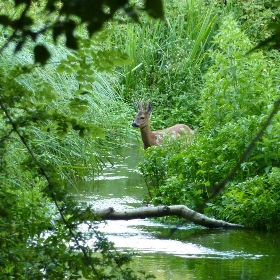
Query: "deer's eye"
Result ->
[[140, 117, 145, 120]]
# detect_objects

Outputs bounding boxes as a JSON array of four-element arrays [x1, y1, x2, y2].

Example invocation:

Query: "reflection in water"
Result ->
[[96, 220, 265, 260], [72, 146, 280, 280]]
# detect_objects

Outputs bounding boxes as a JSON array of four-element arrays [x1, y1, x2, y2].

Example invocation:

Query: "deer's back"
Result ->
[[153, 124, 194, 137]]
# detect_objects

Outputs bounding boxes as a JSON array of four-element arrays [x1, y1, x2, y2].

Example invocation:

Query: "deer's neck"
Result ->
[[140, 125, 156, 149]]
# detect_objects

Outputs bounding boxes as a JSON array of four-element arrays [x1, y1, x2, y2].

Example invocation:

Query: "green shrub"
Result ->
[[139, 15, 280, 230], [231, 0, 280, 45], [208, 167, 280, 231]]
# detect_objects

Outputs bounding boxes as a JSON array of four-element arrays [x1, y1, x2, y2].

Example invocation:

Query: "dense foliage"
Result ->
[[0, 1, 155, 279], [1, 0, 280, 279], [116, 0, 219, 128], [138, 10, 280, 230], [0, 49, 153, 280], [0, 0, 164, 64]]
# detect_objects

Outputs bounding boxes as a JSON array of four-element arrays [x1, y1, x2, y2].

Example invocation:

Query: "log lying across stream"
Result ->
[[93, 205, 245, 229]]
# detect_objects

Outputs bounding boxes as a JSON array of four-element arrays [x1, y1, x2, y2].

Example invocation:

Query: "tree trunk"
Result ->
[[93, 205, 244, 229]]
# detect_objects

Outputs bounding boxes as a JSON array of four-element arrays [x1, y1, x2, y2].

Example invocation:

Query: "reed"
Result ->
[[113, 0, 219, 127], [0, 30, 134, 189]]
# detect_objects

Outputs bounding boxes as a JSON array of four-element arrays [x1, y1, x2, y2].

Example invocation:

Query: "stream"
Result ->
[[70, 146, 280, 280]]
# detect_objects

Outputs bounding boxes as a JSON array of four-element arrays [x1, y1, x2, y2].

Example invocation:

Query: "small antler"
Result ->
[[136, 101, 143, 111], [136, 101, 152, 114]]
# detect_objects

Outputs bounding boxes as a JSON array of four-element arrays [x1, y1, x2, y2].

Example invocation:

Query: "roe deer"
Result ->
[[132, 101, 194, 149]]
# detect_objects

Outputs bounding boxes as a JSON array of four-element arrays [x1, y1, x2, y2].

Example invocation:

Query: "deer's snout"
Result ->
[[132, 122, 139, 128]]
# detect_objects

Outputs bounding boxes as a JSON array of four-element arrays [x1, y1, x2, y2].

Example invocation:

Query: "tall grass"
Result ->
[[0, 6, 146, 277], [0, 29, 135, 189], [113, 0, 219, 128]]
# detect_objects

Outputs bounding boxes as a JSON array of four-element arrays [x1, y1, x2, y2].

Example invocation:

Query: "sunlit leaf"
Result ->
[[56, 64, 74, 74], [87, 124, 105, 139], [69, 98, 89, 115]]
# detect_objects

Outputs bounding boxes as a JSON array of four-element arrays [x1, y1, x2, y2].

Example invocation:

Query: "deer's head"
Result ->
[[132, 102, 152, 129]]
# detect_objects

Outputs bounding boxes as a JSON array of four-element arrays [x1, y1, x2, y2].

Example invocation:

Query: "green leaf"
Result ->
[[34, 44, 51, 65], [56, 64, 73, 74], [66, 31, 78, 50], [145, 0, 164, 19], [69, 98, 89, 115], [205, 181, 210, 187], [0, 15, 11, 26], [89, 124, 105, 139], [14, 0, 30, 6], [52, 24, 65, 43]]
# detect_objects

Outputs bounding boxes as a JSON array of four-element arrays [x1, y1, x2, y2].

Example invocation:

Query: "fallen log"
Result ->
[[93, 205, 244, 229]]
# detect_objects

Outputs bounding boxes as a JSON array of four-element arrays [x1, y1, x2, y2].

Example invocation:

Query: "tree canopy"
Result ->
[[0, 0, 164, 64]]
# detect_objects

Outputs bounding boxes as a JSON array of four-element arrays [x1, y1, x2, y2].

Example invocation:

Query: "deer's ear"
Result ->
[[147, 102, 152, 115]]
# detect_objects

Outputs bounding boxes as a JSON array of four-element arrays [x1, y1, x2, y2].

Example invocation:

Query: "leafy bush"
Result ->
[[230, 0, 280, 45], [208, 168, 280, 231], [139, 15, 280, 230]]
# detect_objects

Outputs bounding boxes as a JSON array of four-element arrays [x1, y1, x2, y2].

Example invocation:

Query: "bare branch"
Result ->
[[92, 205, 245, 229]]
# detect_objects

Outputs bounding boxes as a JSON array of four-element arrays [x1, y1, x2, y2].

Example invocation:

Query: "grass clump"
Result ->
[[114, 0, 219, 129]]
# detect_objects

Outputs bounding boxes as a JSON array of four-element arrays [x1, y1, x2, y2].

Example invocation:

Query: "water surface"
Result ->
[[71, 146, 280, 280]]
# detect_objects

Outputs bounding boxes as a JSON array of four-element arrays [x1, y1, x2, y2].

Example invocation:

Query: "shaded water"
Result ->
[[71, 146, 280, 280]]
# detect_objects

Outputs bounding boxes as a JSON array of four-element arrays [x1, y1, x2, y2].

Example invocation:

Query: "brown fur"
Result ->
[[132, 102, 194, 149]]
